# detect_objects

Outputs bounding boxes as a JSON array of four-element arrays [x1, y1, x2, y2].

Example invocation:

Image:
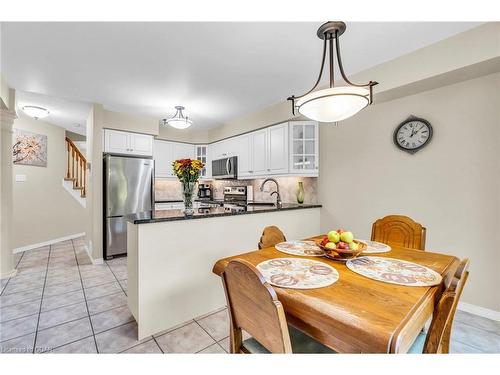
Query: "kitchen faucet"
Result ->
[[259, 178, 282, 208]]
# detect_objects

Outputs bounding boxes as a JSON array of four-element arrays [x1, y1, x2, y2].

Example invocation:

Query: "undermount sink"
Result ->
[[247, 202, 275, 206]]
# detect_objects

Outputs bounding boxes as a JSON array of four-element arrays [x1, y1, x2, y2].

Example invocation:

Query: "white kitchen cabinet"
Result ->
[[154, 140, 174, 178], [154, 140, 195, 178], [267, 123, 289, 174], [250, 129, 268, 176], [195, 145, 211, 179], [289, 121, 319, 175], [172, 142, 195, 162], [103, 129, 153, 157], [129, 133, 154, 156], [234, 134, 252, 177]]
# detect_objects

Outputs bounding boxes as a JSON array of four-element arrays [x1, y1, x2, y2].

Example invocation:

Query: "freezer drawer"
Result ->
[[106, 216, 128, 258]]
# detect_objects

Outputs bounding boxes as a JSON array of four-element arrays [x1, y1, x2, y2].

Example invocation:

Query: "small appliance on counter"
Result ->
[[197, 183, 213, 200]]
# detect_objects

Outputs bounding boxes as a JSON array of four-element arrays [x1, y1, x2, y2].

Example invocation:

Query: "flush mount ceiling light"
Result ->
[[288, 21, 378, 123], [22, 105, 50, 120], [162, 106, 193, 130]]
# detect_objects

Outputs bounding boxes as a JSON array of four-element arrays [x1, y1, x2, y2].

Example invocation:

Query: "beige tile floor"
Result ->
[[1, 237, 499, 354]]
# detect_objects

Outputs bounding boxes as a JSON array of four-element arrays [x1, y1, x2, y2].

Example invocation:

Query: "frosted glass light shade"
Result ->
[[166, 118, 193, 129], [296, 86, 370, 122], [22, 106, 50, 119]]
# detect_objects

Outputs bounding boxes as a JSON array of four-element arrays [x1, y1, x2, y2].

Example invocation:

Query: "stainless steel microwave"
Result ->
[[212, 156, 238, 179]]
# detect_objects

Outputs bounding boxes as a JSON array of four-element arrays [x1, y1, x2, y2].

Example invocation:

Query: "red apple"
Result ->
[[337, 241, 348, 249], [337, 228, 345, 234]]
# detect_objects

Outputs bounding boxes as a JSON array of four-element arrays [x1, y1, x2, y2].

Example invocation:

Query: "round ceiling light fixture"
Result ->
[[162, 106, 193, 130], [288, 21, 378, 123], [22, 105, 50, 120]]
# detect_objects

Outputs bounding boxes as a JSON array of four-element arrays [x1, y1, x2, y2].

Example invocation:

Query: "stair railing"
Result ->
[[65, 137, 87, 198]]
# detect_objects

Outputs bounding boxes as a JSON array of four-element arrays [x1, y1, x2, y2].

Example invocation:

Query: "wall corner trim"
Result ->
[[458, 302, 500, 322], [12, 233, 86, 253]]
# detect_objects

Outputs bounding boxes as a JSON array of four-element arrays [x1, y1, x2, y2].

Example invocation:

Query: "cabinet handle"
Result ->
[[267, 168, 271, 171]]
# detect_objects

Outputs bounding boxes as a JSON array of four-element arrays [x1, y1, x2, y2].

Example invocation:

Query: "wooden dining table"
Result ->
[[212, 235, 460, 353]]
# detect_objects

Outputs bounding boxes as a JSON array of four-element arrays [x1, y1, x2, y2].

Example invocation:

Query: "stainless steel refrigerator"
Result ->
[[104, 154, 154, 259]]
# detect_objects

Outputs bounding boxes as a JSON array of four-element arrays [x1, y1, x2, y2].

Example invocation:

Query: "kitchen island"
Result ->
[[126, 203, 321, 339]]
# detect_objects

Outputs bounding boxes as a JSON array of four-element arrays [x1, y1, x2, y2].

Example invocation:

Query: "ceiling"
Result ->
[[1, 22, 481, 131], [16, 91, 91, 135]]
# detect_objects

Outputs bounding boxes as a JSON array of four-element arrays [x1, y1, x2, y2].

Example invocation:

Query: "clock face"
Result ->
[[394, 117, 432, 153]]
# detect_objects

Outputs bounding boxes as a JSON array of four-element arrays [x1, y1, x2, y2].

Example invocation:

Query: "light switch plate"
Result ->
[[15, 174, 27, 182]]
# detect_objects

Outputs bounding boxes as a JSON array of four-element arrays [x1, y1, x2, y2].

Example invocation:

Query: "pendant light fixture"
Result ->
[[162, 106, 193, 129], [288, 21, 378, 123]]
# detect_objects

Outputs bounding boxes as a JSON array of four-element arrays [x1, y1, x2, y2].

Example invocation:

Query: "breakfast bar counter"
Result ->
[[125, 204, 321, 339], [127, 203, 322, 224]]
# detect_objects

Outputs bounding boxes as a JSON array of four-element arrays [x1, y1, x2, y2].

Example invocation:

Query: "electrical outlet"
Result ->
[[15, 174, 27, 182]]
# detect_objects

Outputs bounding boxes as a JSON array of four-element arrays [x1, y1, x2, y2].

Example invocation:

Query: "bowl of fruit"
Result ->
[[316, 229, 367, 262]]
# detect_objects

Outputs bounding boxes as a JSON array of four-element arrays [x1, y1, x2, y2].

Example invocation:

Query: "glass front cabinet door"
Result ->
[[289, 121, 319, 176], [196, 145, 209, 178]]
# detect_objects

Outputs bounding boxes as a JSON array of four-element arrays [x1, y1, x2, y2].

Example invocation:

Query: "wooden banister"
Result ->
[[65, 137, 87, 198]]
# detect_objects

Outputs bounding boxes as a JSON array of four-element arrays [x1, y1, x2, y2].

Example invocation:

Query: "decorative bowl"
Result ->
[[315, 238, 367, 262]]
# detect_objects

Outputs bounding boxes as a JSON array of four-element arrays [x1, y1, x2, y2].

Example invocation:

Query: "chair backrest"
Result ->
[[371, 215, 426, 250], [258, 226, 286, 249], [221, 259, 292, 353], [423, 258, 470, 353]]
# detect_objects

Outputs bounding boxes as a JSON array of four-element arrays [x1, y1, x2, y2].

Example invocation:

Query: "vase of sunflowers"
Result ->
[[172, 158, 205, 216]]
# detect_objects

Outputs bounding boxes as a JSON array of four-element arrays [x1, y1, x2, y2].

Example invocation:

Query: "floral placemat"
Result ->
[[357, 239, 391, 254], [275, 241, 325, 257], [257, 258, 339, 289], [346, 256, 442, 286]]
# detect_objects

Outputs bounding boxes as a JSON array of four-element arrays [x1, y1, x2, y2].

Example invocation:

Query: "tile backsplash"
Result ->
[[155, 176, 318, 204]]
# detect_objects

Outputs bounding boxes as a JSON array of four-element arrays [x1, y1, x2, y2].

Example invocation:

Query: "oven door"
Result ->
[[212, 156, 237, 179]]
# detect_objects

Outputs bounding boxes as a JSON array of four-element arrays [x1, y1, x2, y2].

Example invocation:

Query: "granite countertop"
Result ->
[[127, 203, 322, 224]]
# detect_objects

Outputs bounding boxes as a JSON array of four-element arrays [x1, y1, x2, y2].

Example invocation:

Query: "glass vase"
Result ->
[[296, 181, 305, 204], [182, 181, 196, 216]]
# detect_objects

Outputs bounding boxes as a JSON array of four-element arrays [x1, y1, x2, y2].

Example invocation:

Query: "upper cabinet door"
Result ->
[[129, 133, 154, 156], [289, 121, 319, 176], [235, 134, 252, 177], [104, 129, 130, 154], [195, 145, 210, 179], [268, 123, 289, 174], [251, 129, 268, 175], [154, 140, 173, 178], [104, 129, 153, 157], [172, 142, 195, 162]]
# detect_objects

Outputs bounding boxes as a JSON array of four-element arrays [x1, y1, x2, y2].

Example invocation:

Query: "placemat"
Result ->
[[257, 258, 339, 289], [346, 256, 442, 286], [275, 241, 325, 257], [358, 239, 391, 254]]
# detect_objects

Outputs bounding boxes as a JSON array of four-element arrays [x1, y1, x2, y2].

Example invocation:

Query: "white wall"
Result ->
[[12, 115, 87, 249], [319, 73, 500, 311]]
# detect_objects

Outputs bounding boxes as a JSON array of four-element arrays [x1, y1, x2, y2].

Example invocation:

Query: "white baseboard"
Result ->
[[13, 233, 86, 254], [458, 302, 500, 322], [82, 240, 103, 265]]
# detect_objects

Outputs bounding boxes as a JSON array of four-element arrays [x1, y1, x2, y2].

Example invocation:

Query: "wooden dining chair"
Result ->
[[221, 259, 334, 354], [408, 258, 470, 354], [258, 226, 286, 249], [371, 215, 427, 250]]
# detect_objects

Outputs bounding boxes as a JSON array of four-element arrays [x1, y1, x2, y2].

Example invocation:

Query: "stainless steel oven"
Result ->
[[211, 156, 237, 179]]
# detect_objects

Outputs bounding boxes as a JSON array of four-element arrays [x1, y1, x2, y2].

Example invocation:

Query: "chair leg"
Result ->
[[230, 328, 243, 354]]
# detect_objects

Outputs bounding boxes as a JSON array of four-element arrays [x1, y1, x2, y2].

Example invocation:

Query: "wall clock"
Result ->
[[393, 115, 433, 154]]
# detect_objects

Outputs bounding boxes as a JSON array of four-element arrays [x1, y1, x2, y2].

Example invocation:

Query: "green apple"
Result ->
[[340, 231, 354, 243], [327, 230, 340, 243], [349, 242, 359, 251], [325, 242, 337, 250]]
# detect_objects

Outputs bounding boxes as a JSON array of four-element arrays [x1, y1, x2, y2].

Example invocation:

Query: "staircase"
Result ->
[[64, 137, 87, 199]]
